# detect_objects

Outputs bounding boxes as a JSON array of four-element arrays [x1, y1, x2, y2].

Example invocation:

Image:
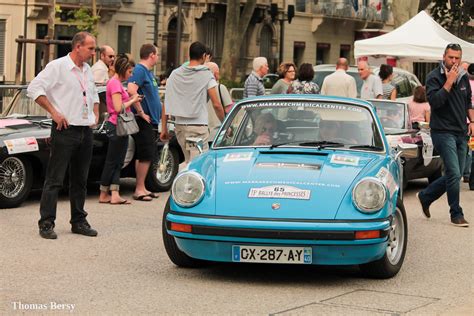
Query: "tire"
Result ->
[[146, 146, 179, 192], [0, 156, 33, 208], [162, 198, 207, 268], [402, 172, 408, 190], [359, 198, 408, 279]]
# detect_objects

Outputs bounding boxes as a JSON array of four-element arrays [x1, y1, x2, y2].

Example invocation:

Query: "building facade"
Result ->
[[0, 0, 392, 83]]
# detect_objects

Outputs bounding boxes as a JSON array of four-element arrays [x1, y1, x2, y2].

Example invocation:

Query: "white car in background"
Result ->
[[313, 64, 421, 102]]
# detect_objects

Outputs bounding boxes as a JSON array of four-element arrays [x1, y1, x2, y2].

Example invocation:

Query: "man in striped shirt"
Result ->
[[243, 57, 268, 98]]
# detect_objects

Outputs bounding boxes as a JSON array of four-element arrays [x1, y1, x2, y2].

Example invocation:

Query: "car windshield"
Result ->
[[213, 99, 384, 151], [1, 88, 48, 118], [371, 100, 406, 129]]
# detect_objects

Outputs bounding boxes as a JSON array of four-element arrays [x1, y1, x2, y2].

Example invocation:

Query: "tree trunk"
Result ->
[[46, 0, 56, 64], [221, 0, 257, 81]]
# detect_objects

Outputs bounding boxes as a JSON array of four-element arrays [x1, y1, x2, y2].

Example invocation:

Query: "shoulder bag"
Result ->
[[116, 105, 139, 136]]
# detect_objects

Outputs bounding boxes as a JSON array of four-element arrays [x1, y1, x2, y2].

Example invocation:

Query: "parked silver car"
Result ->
[[313, 64, 421, 102]]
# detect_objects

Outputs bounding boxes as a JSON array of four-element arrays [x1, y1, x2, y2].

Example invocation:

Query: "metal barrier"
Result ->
[[229, 88, 272, 102]]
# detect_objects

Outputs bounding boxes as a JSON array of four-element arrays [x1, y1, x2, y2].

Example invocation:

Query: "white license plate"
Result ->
[[232, 245, 312, 264]]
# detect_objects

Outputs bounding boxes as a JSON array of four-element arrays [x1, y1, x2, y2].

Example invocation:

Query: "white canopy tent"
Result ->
[[354, 11, 474, 63]]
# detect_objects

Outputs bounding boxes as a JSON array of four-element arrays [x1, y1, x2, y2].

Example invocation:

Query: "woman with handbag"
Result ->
[[99, 54, 141, 204]]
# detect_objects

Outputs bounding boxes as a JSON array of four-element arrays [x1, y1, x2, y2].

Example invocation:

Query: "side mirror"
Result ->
[[97, 112, 109, 132], [186, 137, 204, 154], [395, 143, 418, 160]]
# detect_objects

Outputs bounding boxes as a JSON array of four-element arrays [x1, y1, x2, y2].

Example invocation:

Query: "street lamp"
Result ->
[[22, 0, 28, 84], [175, 0, 183, 67], [270, 4, 294, 66]]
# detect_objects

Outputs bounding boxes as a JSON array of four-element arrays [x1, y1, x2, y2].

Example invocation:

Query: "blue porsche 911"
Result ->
[[162, 95, 417, 279]]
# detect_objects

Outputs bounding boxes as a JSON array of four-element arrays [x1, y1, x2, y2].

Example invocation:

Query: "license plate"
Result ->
[[232, 245, 312, 264]]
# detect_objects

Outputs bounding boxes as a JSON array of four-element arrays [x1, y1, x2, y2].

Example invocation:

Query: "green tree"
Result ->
[[73, 8, 100, 37]]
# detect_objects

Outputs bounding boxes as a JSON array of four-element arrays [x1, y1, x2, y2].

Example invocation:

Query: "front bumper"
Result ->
[[166, 211, 391, 265]]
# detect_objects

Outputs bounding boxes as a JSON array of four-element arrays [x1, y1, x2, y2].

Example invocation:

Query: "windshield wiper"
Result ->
[[349, 144, 384, 151], [271, 141, 345, 149]]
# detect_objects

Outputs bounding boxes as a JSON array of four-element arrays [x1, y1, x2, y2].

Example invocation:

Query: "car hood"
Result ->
[[213, 149, 375, 220], [0, 118, 51, 148], [0, 118, 50, 139]]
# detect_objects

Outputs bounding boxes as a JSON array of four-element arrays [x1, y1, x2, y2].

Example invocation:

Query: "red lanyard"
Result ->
[[72, 67, 88, 106]]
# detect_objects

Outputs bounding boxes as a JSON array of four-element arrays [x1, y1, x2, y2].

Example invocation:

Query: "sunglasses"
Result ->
[[446, 43, 461, 50], [108, 55, 115, 58]]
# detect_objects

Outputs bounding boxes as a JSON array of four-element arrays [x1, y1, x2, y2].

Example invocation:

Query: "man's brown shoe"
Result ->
[[416, 192, 431, 218], [451, 217, 469, 227]]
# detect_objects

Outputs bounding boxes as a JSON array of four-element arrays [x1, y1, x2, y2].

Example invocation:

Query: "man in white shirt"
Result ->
[[91, 45, 115, 85], [27, 31, 100, 239], [358, 60, 383, 100], [321, 58, 357, 98], [205, 61, 233, 140]]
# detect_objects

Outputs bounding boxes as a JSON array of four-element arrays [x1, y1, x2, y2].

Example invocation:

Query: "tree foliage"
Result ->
[[431, 0, 472, 36], [431, 0, 452, 28], [73, 8, 100, 37], [55, 6, 100, 37]]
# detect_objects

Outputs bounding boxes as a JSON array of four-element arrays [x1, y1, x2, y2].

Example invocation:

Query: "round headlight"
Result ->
[[352, 178, 387, 213], [171, 171, 205, 207]]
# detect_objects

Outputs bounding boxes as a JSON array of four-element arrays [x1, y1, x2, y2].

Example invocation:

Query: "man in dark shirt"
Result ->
[[416, 43, 474, 227]]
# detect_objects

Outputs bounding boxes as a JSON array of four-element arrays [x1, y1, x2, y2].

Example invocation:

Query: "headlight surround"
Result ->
[[171, 171, 205, 207], [352, 177, 387, 213]]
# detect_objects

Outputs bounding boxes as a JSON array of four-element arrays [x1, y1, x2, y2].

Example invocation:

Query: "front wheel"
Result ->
[[0, 156, 33, 208], [146, 145, 179, 192], [359, 198, 408, 279], [162, 198, 208, 268]]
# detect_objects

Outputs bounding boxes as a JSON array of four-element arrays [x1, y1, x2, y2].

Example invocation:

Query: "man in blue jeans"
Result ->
[[416, 43, 474, 227]]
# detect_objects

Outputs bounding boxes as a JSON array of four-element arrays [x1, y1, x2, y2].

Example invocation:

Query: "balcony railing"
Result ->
[[57, 0, 122, 7], [312, 0, 389, 22]]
